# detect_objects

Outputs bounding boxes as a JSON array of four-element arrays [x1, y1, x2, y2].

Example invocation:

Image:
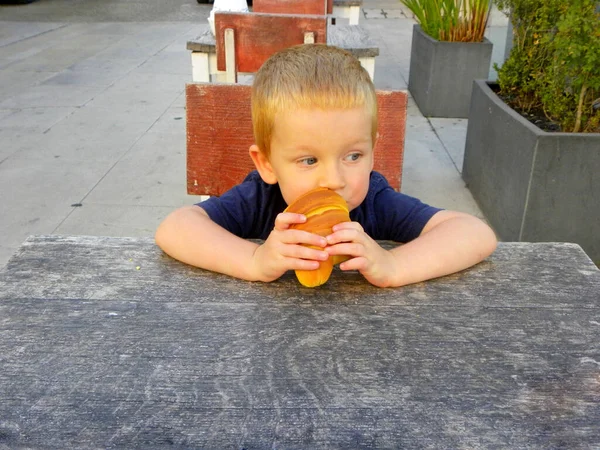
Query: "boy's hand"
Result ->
[[325, 222, 398, 288], [251, 212, 329, 282]]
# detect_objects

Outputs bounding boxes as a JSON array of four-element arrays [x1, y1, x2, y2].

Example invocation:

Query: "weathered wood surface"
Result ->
[[252, 0, 328, 16], [327, 23, 378, 58], [332, 0, 362, 5], [328, 0, 362, 14], [1, 236, 599, 449], [214, 12, 328, 73], [186, 83, 406, 195], [186, 22, 379, 59], [185, 26, 214, 53], [250, 0, 362, 15]]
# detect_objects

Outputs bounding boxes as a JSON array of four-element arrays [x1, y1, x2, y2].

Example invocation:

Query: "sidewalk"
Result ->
[[0, 0, 509, 268]]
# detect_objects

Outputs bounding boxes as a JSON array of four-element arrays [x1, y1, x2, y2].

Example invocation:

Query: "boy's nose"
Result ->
[[318, 164, 345, 191]]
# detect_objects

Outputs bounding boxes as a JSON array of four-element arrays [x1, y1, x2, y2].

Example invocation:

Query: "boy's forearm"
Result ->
[[389, 213, 497, 287], [155, 206, 261, 281]]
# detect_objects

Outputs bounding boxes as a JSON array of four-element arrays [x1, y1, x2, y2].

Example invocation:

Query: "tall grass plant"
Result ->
[[400, 0, 492, 42], [495, 0, 600, 132]]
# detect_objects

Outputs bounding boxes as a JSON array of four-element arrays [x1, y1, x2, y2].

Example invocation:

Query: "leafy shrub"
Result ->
[[495, 0, 600, 132], [400, 0, 492, 42]]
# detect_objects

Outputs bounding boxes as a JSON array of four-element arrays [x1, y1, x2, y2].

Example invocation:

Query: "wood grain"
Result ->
[[327, 24, 379, 58], [252, 0, 328, 15], [1, 236, 599, 448], [214, 12, 328, 73], [187, 21, 380, 59]]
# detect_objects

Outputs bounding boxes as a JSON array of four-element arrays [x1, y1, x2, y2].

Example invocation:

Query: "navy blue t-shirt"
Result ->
[[197, 171, 441, 242]]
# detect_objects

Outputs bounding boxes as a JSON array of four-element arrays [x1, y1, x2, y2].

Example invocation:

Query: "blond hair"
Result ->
[[251, 44, 378, 158]]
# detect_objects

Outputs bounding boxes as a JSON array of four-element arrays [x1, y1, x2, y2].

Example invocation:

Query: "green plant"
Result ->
[[400, 0, 492, 42], [495, 0, 600, 132]]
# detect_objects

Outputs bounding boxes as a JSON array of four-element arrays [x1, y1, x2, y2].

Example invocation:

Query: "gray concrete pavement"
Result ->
[[0, 0, 508, 268]]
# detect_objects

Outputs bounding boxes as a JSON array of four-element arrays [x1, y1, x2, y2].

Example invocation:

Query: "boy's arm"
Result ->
[[389, 210, 497, 286], [325, 209, 497, 288], [155, 205, 262, 281], [155, 205, 330, 282]]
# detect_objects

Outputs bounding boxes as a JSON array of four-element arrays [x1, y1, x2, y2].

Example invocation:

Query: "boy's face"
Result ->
[[251, 107, 374, 211]]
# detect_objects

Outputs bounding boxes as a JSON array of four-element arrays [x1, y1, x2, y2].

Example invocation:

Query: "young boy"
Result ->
[[155, 44, 497, 288]]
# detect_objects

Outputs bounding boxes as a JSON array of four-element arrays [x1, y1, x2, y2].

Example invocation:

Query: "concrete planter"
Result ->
[[463, 80, 600, 262], [408, 25, 492, 118]]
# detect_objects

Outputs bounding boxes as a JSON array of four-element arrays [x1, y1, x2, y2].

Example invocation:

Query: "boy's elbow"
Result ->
[[461, 213, 498, 259], [154, 215, 171, 251], [155, 205, 207, 251], [154, 207, 190, 250], [480, 221, 498, 258]]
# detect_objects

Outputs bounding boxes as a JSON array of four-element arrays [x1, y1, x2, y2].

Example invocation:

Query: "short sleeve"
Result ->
[[195, 171, 286, 239], [374, 188, 442, 242], [351, 172, 442, 242]]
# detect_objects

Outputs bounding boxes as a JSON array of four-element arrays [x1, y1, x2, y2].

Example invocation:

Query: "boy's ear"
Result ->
[[249, 144, 278, 185]]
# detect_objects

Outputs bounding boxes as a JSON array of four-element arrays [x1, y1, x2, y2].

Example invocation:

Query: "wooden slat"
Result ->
[[375, 90, 406, 190], [224, 28, 236, 83], [186, 83, 407, 196], [186, 84, 253, 196], [252, 0, 327, 15], [214, 12, 327, 73], [2, 238, 598, 309]]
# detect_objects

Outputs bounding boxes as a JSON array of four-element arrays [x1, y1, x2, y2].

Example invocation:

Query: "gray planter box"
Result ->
[[408, 25, 492, 118], [463, 80, 600, 262]]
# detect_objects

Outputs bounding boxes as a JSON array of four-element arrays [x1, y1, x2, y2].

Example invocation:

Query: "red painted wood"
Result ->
[[215, 12, 327, 73], [252, 0, 327, 15], [374, 90, 406, 190], [186, 83, 406, 196], [186, 84, 254, 196], [327, 0, 333, 14]]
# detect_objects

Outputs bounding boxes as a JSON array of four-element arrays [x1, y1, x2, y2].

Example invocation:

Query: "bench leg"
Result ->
[[224, 28, 237, 83], [192, 51, 242, 83], [191, 52, 210, 83], [332, 5, 360, 24], [359, 57, 375, 80], [208, 53, 227, 82], [349, 6, 360, 25]]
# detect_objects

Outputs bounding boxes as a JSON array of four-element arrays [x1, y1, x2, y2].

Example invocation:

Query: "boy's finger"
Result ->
[[337, 256, 367, 271], [274, 212, 306, 230], [326, 242, 364, 258], [326, 228, 362, 245], [332, 221, 363, 232], [284, 258, 321, 271], [281, 229, 327, 248], [283, 244, 329, 262]]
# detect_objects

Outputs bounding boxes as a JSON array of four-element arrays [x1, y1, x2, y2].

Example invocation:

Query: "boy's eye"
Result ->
[[345, 152, 362, 162], [299, 157, 317, 166]]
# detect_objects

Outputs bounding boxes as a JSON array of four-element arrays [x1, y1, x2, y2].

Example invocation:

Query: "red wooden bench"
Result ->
[[251, 0, 329, 15], [252, 0, 361, 24], [214, 11, 327, 82], [186, 83, 407, 196]]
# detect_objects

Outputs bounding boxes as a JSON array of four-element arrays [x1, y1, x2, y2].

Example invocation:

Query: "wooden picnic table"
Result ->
[[1, 235, 599, 448]]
